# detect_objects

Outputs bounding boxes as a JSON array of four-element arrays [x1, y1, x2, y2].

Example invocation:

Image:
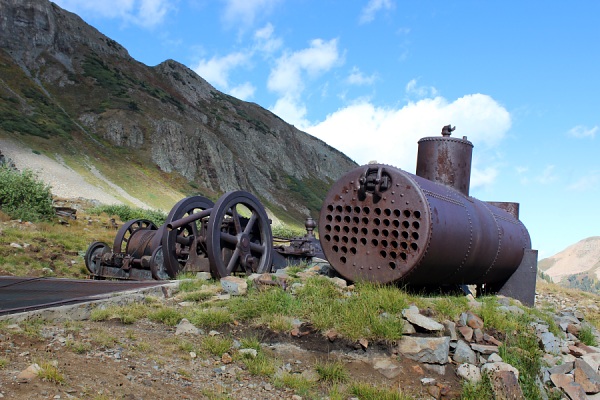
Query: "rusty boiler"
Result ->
[[318, 126, 537, 305]]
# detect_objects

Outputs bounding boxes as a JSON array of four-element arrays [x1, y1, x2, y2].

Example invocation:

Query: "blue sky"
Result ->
[[53, 0, 599, 259]]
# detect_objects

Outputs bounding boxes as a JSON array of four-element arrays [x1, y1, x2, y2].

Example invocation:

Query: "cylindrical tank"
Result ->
[[318, 164, 531, 286], [416, 128, 473, 196]]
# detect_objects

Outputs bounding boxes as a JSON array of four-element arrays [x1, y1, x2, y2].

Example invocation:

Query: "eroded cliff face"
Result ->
[[0, 0, 356, 219]]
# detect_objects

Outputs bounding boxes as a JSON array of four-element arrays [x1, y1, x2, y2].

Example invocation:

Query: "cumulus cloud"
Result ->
[[568, 125, 598, 139], [271, 96, 309, 128], [267, 38, 342, 126], [254, 23, 283, 54], [359, 0, 395, 24], [193, 52, 250, 89], [470, 165, 499, 189], [229, 82, 256, 100], [347, 67, 377, 85], [53, 0, 171, 27], [305, 93, 511, 175], [222, 0, 281, 28]]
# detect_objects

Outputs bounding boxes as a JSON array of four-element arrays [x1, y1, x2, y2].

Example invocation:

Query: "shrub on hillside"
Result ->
[[0, 166, 55, 221], [89, 204, 166, 226]]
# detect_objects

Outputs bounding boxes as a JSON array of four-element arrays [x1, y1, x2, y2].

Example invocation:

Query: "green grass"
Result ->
[[241, 352, 278, 377], [19, 318, 45, 338], [67, 340, 92, 354], [296, 278, 409, 340], [37, 361, 66, 385], [461, 373, 493, 400], [315, 360, 349, 384], [239, 336, 261, 351], [90, 303, 150, 324], [178, 278, 212, 292], [147, 307, 182, 326], [181, 290, 214, 302], [498, 325, 543, 399], [201, 336, 232, 357], [430, 295, 469, 321], [273, 372, 316, 397], [349, 382, 414, 400], [0, 358, 8, 369], [90, 330, 120, 348], [578, 325, 598, 346], [87, 204, 166, 226], [186, 307, 233, 328]]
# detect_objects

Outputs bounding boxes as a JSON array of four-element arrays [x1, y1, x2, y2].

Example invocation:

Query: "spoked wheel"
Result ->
[[113, 219, 158, 254], [149, 245, 170, 280], [85, 241, 111, 276], [206, 191, 273, 278], [162, 196, 215, 278]]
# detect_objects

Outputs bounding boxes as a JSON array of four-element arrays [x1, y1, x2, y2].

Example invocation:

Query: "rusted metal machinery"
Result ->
[[318, 126, 538, 306], [85, 191, 273, 280], [272, 217, 325, 268]]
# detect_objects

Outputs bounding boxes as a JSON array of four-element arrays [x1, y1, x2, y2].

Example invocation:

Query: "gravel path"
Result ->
[[0, 137, 149, 208]]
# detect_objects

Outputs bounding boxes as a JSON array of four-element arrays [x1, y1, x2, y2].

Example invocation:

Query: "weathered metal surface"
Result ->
[[319, 128, 532, 288], [493, 249, 538, 306], [273, 218, 325, 268], [0, 277, 161, 315], [206, 191, 273, 278], [85, 192, 273, 281], [486, 202, 520, 219], [416, 125, 473, 196]]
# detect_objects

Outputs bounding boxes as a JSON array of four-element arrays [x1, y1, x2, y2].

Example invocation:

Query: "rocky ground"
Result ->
[[2, 275, 600, 400], [0, 278, 462, 400]]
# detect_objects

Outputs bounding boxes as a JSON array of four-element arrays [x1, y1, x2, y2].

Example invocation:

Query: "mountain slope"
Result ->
[[0, 0, 356, 223], [538, 236, 600, 283]]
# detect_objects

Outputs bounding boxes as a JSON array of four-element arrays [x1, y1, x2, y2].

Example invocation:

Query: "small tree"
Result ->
[[0, 166, 55, 221]]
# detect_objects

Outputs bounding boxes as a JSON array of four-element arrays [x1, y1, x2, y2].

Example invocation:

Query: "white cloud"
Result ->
[[568, 171, 600, 191], [193, 52, 249, 89], [470, 166, 499, 189], [254, 23, 283, 54], [222, 0, 281, 28], [568, 125, 598, 139], [53, 0, 171, 27], [347, 67, 377, 85], [405, 78, 439, 98], [267, 38, 342, 126], [229, 82, 256, 100], [306, 94, 511, 176], [359, 0, 395, 24], [271, 96, 309, 128], [268, 38, 341, 94], [537, 165, 557, 185]]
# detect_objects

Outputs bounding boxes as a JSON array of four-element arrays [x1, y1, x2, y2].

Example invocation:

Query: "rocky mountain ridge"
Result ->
[[0, 0, 356, 221]]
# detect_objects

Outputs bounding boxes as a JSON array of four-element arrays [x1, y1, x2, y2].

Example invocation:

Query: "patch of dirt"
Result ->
[[0, 319, 463, 399]]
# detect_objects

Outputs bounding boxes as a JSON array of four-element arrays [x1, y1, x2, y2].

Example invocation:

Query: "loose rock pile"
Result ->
[[220, 265, 600, 399]]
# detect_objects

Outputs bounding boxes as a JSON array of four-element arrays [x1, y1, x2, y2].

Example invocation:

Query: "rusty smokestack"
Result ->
[[416, 125, 473, 196]]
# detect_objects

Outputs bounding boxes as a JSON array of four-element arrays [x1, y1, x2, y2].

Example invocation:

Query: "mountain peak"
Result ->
[[0, 0, 356, 223]]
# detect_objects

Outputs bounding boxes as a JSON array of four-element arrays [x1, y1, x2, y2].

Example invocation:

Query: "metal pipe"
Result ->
[[166, 209, 211, 231]]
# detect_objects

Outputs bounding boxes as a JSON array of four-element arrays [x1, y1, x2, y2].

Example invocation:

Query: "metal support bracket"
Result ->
[[495, 249, 538, 307]]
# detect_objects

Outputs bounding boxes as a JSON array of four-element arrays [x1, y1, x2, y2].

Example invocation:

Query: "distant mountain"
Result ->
[[0, 0, 356, 223], [538, 237, 600, 290]]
